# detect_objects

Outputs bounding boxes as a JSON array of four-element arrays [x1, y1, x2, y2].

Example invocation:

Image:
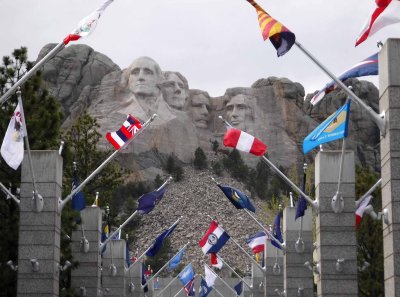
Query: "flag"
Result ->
[[204, 265, 217, 287], [106, 114, 142, 150], [295, 170, 308, 220], [71, 172, 86, 211], [101, 222, 109, 254], [63, 0, 113, 45], [125, 241, 131, 268], [199, 220, 230, 254], [199, 277, 213, 297], [245, 231, 268, 254], [234, 281, 243, 296], [1, 103, 25, 170], [141, 262, 149, 293], [223, 128, 267, 156], [356, 195, 373, 228], [356, 0, 400, 46], [310, 53, 378, 105], [137, 185, 167, 215], [217, 184, 256, 212], [178, 264, 195, 297], [271, 212, 283, 250], [146, 221, 179, 257], [303, 100, 351, 154], [167, 247, 186, 272], [210, 253, 223, 269], [246, 0, 296, 56]]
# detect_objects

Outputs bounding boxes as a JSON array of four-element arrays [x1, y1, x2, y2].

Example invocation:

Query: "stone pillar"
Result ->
[[315, 151, 357, 297], [102, 240, 127, 297], [379, 38, 400, 296], [17, 151, 63, 297], [70, 207, 102, 296], [265, 241, 283, 296], [125, 262, 141, 296], [283, 207, 313, 296]]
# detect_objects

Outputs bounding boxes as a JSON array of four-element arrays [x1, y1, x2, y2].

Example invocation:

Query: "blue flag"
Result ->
[[178, 263, 195, 296], [125, 241, 131, 268], [271, 212, 283, 250], [234, 281, 243, 296], [146, 221, 178, 257], [137, 185, 167, 214], [167, 247, 186, 272], [303, 100, 351, 154], [100, 223, 109, 255], [71, 173, 86, 211], [141, 262, 149, 293], [199, 277, 213, 297], [217, 184, 256, 212], [295, 170, 307, 220]]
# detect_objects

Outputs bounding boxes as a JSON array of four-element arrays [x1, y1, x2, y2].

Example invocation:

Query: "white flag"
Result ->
[[204, 265, 217, 287], [1, 104, 25, 170]]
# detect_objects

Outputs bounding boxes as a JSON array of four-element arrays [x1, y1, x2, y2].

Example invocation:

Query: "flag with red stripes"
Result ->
[[106, 115, 142, 150], [223, 128, 267, 156]]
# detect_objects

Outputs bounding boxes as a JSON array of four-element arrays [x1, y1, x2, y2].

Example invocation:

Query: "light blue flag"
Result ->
[[303, 100, 351, 154], [178, 263, 195, 286], [167, 248, 186, 272]]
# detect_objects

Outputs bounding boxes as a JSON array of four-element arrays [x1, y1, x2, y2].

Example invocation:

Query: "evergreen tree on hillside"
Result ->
[[0, 47, 63, 297], [193, 147, 207, 170]]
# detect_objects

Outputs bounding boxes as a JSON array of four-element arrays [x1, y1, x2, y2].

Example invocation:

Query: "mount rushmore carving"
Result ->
[[37, 44, 380, 179]]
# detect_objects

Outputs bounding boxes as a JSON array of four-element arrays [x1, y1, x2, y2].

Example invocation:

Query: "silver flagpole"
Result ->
[[100, 176, 172, 250], [142, 242, 190, 289], [213, 285, 225, 297], [0, 42, 65, 105], [59, 114, 158, 212], [218, 116, 318, 210], [156, 273, 180, 297], [125, 216, 182, 272], [294, 41, 386, 136], [355, 178, 382, 208], [203, 263, 238, 295], [16, 89, 43, 212], [0, 182, 20, 205], [216, 255, 252, 289]]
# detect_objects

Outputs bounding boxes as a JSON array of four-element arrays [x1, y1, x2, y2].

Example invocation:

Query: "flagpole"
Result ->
[[218, 116, 318, 210], [203, 263, 238, 295], [0, 42, 65, 105], [59, 114, 158, 212], [294, 41, 386, 136], [0, 182, 20, 204], [16, 89, 43, 212], [156, 274, 180, 297], [124, 246, 152, 273], [216, 255, 252, 289], [213, 285, 225, 297], [141, 242, 190, 289], [355, 178, 382, 208]]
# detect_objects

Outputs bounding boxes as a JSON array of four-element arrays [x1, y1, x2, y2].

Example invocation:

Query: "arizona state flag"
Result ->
[[246, 0, 296, 56]]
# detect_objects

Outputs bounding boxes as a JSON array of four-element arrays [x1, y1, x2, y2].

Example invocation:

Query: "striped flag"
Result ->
[[356, 0, 400, 46], [106, 115, 142, 150], [223, 128, 267, 156], [64, 0, 114, 45], [199, 221, 230, 254], [356, 195, 372, 229], [246, 0, 296, 56]]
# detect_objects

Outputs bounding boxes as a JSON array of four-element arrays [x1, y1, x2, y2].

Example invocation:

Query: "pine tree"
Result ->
[[193, 147, 207, 170]]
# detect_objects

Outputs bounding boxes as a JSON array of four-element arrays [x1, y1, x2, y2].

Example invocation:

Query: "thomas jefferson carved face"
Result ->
[[225, 94, 251, 130], [189, 92, 210, 129], [128, 57, 162, 97], [163, 73, 188, 110]]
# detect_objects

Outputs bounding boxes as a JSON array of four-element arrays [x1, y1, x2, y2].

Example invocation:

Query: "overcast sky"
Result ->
[[1, 0, 399, 97]]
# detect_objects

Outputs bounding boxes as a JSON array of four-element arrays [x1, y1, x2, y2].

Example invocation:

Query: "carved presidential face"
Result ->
[[190, 93, 210, 129], [163, 73, 187, 110], [225, 94, 251, 130], [128, 57, 161, 97]]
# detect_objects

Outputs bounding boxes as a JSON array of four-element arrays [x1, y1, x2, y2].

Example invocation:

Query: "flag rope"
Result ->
[[294, 41, 386, 136], [58, 114, 158, 213], [332, 125, 348, 213]]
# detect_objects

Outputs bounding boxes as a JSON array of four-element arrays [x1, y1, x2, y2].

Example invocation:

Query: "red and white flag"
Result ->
[[356, 0, 400, 46], [1, 104, 25, 170], [64, 0, 113, 45], [199, 220, 230, 255], [210, 253, 223, 270], [356, 195, 372, 228], [106, 115, 142, 150], [223, 128, 267, 156]]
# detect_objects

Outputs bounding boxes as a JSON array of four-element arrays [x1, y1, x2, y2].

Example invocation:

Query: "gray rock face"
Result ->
[[38, 45, 380, 176]]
